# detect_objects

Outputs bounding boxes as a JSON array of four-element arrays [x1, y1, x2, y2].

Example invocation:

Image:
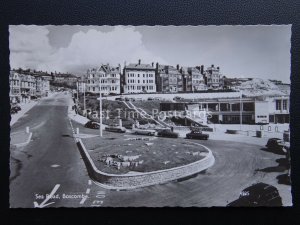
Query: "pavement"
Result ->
[[9, 92, 292, 207]]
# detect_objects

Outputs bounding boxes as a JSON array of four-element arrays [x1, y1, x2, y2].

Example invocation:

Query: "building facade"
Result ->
[[204, 65, 224, 90], [123, 60, 156, 94], [35, 76, 50, 97], [85, 64, 121, 95], [155, 64, 183, 93], [160, 93, 290, 124], [9, 71, 21, 103]]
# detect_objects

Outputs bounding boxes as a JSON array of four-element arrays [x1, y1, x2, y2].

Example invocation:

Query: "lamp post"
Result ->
[[83, 81, 86, 117], [240, 90, 242, 130], [99, 76, 103, 137]]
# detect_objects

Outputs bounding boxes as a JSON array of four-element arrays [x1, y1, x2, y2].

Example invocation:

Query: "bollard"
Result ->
[[275, 126, 278, 132], [76, 128, 79, 134], [26, 127, 29, 133], [268, 126, 271, 132]]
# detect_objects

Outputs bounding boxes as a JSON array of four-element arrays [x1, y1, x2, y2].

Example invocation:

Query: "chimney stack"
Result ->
[[152, 62, 154, 67], [201, 65, 204, 74], [138, 59, 141, 65], [176, 64, 180, 70], [156, 62, 159, 69], [212, 64, 214, 68]]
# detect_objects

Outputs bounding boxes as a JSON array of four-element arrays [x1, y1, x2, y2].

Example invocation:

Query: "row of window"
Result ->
[[88, 86, 119, 92], [276, 99, 288, 110], [127, 85, 154, 91], [89, 74, 118, 78], [127, 73, 154, 78], [127, 79, 154, 84]]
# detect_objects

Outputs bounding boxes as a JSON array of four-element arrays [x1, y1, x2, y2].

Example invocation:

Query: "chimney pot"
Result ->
[[138, 59, 141, 65]]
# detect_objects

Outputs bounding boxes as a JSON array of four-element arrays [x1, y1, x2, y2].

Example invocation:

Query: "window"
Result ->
[[283, 100, 288, 110], [276, 100, 281, 110]]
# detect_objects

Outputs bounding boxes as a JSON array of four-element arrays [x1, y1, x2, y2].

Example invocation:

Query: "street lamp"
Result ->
[[83, 81, 86, 117], [99, 76, 103, 137], [240, 90, 242, 131]]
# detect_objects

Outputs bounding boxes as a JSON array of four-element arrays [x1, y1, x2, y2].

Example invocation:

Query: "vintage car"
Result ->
[[186, 130, 209, 140], [132, 127, 156, 136], [266, 138, 289, 155], [84, 121, 100, 129], [156, 129, 179, 138], [227, 182, 282, 207], [105, 125, 126, 133]]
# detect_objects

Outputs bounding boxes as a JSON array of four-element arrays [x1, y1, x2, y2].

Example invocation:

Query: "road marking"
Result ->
[[80, 195, 88, 204], [86, 188, 91, 194], [33, 184, 60, 208], [88, 180, 92, 185], [50, 164, 60, 168]]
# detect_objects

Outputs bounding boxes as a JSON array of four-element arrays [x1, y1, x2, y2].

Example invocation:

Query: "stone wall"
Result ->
[[77, 139, 215, 190]]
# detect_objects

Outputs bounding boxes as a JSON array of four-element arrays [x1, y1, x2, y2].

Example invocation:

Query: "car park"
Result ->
[[266, 138, 288, 154], [186, 130, 209, 140], [157, 129, 179, 138], [84, 121, 100, 129], [105, 125, 126, 133]]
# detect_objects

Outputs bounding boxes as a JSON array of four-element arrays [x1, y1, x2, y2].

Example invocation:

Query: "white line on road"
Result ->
[[80, 196, 88, 205], [88, 180, 92, 185], [86, 188, 91, 194]]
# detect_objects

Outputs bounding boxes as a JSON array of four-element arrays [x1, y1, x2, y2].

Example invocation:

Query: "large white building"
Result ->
[[123, 60, 156, 94], [84, 64, 121, 95]]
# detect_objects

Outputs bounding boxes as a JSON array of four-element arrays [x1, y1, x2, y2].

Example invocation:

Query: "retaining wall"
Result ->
[[77, 139, 215, 190]]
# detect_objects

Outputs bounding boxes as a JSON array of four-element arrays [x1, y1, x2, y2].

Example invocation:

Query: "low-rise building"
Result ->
[[155, 64, 183, 93], [160, 92, 290, 124], [123, 60, 156, 94]]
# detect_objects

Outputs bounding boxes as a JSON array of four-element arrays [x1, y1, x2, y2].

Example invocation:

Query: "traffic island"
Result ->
[[10, 130, 32, 147], [77, 134, 215, 190]]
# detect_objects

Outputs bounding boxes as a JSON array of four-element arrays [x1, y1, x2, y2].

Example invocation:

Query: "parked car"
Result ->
[[227, 182, 282, 207], [84, 121, 100, 129], [105, 125, 126, 133], [157, 129, 179, 138], [173, 96, 183, 101], [132, 127, 156, 136], [11, 105, 21, 112], [147, 97, 154, 101], [266, 138, 288, 154], [186, 130, 209, 140], [115, 97, 125, 101], [10, 108, 18, 114]]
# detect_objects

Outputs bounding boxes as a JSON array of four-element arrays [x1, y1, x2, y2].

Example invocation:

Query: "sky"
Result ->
[[9, 25, 291, 83]]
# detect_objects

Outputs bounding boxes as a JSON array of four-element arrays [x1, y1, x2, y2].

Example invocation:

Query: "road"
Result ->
[[10, 92, 91, 208], [9, 92, 292, 207]]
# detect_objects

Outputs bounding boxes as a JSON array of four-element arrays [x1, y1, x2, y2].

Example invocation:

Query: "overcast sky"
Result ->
[[9, 25, 291, 83]]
